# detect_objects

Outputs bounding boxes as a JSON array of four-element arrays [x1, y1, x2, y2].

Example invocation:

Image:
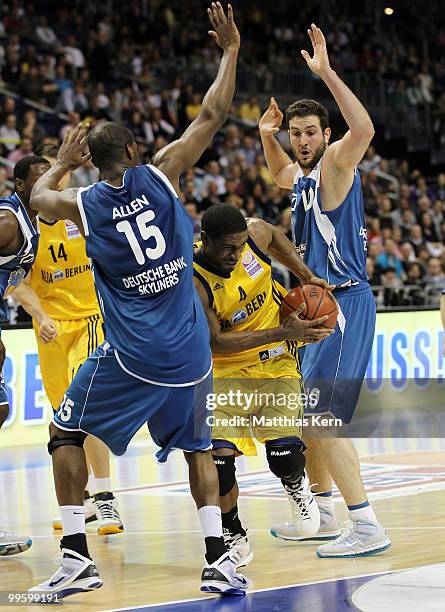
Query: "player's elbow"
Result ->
[[201, 107, 228, 130], [210, 334, 227, 354], [356, 121, 375, 142]]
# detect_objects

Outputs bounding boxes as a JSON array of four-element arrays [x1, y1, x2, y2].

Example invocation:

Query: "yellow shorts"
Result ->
[[212, 351, 305, 456], [34, 314, 104, 410]]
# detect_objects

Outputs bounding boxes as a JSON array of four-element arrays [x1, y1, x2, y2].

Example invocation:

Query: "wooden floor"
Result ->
[[1, 438, 445, 611]]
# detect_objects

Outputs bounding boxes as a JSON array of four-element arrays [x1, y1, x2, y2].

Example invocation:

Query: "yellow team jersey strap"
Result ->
[[29, 219, 101, 321]]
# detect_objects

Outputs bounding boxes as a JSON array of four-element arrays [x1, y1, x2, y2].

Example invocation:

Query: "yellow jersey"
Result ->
[[30, 219, 101, 320], [193, 237, 300, 376]]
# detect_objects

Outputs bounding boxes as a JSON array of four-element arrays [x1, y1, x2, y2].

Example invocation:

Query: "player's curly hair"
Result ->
[[201, 203, 247, 239], [13, 155, 50, 181], [285, 99, 329, 131], [88, 122, 135, 171]]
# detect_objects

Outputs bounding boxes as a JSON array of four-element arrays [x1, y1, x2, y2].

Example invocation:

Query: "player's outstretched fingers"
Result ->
[[227, 4, 234, 23], [211, 2, 223, 27], [310, 314, 329, 327], [215, 1, 227, 24]]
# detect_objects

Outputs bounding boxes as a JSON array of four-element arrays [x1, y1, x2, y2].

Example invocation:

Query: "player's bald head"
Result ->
[[88, 122, 138, 172]]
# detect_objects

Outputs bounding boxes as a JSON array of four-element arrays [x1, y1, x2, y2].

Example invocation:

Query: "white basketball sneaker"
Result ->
[[223, 529, 253, 567], [282, 472, 320, 537], [52, 496, 97, 531], [316, 519, 391, 558], [270, 506, 341, 541], [29, 548, 103, 598], [93, 492, 124, 535], [201, 549, 249, 595], [0, 529, 32, 556]]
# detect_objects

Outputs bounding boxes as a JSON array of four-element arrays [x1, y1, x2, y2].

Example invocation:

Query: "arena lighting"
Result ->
[[384, 7, 394, 15]]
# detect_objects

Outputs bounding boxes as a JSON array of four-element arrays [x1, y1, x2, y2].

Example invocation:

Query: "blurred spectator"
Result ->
[[0, 165, 12, 196], [202, 161, 226, 197], [424, 257, 445, 288], [7, 135, 33, 175], [361, 145, 381, 173], [185, 94, 202, 122], [0, 113, 20, 153], [238, 95, 262, 125], [376, 239, 404, 278], [367, 257, 382, 286]]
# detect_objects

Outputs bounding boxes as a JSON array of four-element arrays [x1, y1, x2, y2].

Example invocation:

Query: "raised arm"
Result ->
[[246, 218, 334, 289], [152, 3, 240, 192], [259, 98, 297, 189], [194, 274, 331, 351], [301, 24, 374, 171], [29, 124, 91, 230]]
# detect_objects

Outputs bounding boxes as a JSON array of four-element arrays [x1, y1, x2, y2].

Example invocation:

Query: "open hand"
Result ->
[[56, 122, 91, 171], [207, 3, 240, 52], [259, 97, 283, 137], [282, 304, 334, 344], [301, 24, 331, 77]]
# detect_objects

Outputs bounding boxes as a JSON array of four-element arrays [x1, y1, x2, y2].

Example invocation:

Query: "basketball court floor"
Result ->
[[1, 436, 444, 611]]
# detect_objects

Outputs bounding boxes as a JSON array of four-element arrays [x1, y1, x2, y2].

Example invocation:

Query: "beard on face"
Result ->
[[293, 140, 327, 169]]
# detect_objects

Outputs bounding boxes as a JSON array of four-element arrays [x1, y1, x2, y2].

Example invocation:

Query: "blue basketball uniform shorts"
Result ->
[[301, 283, 376, 424], [52, 341, 213, 461]]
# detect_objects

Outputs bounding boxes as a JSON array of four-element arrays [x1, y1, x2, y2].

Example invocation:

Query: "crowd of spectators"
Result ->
[[1, 0, 445, 318], [0, 0, 445, 147]]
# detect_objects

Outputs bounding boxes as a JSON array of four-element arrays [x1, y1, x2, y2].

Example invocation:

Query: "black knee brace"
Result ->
[[48, 435, 85, 455], [266, 442, 306, 483], [212, 454, 236, 496]]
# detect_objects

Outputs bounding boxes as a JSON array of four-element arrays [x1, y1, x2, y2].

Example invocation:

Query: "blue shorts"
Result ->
[[53, 341, 213, 461], [302, 283, 376, 424]]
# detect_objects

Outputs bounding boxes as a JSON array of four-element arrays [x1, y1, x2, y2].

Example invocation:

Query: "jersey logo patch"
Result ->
[[213, 282, 224, 290], [238, 286, 247, 302], [301, 187, 315, 211], [231, 309, 247, 326], [65, 220, 81, 239], [241, 251, 264, 280]]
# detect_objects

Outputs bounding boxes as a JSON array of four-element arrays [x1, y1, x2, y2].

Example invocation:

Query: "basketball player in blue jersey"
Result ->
[[259, 24, 391, 557], [28, 3, 248, 599], [0, 155, 50, 556]]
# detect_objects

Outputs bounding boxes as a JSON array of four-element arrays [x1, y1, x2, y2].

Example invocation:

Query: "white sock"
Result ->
[[349, 504, 378, 524], [198, 506, 223, 539], [86, 473, 96, 495], [315, 495, 335, 515], [95, 477, 111, 493], [60, 506, 86, 536]]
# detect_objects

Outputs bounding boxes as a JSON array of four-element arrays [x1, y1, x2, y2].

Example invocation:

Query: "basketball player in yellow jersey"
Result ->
[[13, 146, 123, 536], [193, 203, 333, 566]]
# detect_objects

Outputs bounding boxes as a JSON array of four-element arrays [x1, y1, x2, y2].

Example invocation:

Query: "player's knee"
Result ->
[[48, 424, 86, 456], [212, 453, 236, 496], [266, 441, 306, 482]]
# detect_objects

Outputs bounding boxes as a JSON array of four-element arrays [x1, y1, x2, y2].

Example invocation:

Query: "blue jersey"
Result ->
[[291, 158, 368, 287], [0, 193, 39, 322], [77, 164, 211, 386]]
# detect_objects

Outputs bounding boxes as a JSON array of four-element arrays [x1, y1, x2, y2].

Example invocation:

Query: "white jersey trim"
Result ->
[[148, 164, 179, 198], [76, 187, 92, 236], [0, 204, 35, 265], [103, 169, 128, 189], [114, 348, 212, 387]]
